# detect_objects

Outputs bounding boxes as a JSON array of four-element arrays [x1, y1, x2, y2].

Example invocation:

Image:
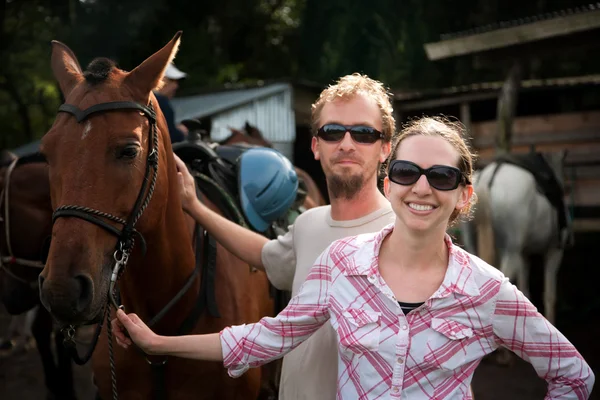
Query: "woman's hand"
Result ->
[[112, 309, 161, 354]]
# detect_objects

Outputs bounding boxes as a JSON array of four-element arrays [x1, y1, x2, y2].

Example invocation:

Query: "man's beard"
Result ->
[[328, 172, 364, 200]]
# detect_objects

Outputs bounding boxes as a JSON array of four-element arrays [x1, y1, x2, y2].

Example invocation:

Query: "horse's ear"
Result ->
[[244, 121, 252, 134], [50, 40, 83, 97], [126, 31, 182, 99]]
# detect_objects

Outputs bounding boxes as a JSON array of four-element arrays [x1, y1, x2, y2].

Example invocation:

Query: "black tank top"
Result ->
[[398, 301, 424, 315]]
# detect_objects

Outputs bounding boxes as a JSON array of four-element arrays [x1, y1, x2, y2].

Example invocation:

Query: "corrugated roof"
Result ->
[[171, 82, 292, 123], [440, 3, 600, 41], [395, 74, 600, 102]]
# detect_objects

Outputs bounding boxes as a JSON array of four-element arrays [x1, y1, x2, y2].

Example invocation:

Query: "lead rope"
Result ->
[[106, 115, 158, 400], [107, 304, 119, 400]]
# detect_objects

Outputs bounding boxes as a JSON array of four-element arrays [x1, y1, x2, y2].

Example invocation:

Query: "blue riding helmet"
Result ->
[[238, 147, 299, 232]]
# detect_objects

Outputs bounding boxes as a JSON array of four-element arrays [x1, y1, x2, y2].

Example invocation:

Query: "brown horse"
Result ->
[[38, 32, 274, 399], [0, 150, 77, 399], [221, 123, 327, 209]]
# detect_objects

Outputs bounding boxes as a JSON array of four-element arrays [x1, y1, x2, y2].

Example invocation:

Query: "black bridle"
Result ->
[[54, 101, 158, 262], [51, 99, 222, 400]]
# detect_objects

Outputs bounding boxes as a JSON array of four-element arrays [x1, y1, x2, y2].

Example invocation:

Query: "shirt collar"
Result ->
[[345, 223, 480, 298]]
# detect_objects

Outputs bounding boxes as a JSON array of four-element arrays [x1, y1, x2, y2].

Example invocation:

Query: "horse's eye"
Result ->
[[117, 145, 140, 160]]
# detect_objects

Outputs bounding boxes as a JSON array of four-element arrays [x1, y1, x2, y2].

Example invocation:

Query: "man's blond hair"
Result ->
[[311, 73, 395, 142]]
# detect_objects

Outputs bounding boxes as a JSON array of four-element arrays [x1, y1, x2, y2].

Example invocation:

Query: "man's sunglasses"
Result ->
[[388, 160, 470, 191], [316, 124, 384, 144]]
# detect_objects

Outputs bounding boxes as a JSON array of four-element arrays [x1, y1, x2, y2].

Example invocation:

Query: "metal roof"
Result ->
[[171, 83, 292, 123], [395, 74, 600, 102], [12, 140, 41, 156], [439, 3, 600, 41]]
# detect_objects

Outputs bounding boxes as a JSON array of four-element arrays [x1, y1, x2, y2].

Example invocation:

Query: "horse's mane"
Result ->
[[83, 57, 118, 85]]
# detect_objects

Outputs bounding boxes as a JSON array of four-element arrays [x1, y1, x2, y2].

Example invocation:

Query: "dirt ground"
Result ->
[[1, 232, 598, 399]]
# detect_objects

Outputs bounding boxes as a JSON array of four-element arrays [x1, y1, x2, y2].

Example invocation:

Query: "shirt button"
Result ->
[[401, 325, 408, 330], [397, 357, 404, 364], [392, 386, 400, 393]]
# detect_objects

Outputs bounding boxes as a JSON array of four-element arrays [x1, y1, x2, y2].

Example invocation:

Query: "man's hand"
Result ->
[[174, 154, 199, 213], [113, 309, 161, 354]]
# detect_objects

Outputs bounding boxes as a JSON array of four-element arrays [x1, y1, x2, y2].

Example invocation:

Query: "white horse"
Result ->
[[460, 151, 571, 326]]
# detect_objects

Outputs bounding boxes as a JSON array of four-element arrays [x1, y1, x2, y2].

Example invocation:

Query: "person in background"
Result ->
[[154, 62, 188, 143]]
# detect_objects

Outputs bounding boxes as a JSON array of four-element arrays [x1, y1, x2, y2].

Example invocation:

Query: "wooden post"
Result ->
[[460, 102, 473, 147], [394, 109, 404, 132], [495, 61, 522, 154]]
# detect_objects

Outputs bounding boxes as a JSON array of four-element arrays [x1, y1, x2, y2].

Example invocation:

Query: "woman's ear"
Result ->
[[456, 184, 474, 211], [383, 176, 391, 198]]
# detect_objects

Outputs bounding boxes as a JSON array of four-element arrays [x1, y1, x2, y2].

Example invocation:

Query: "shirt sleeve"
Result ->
[[220, 245, 332, 378], [492, 278, 595, 399], [261, 224, 297, 291]]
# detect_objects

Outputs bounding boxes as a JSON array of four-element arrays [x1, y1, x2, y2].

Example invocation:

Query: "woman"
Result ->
[[113, 117, 594, 399]]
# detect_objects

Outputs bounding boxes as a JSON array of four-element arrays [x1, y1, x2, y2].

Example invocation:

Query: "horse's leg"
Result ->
[[31, 306, 60, 399], [543, 247, 563, 326], [500, 251, 530, 299]]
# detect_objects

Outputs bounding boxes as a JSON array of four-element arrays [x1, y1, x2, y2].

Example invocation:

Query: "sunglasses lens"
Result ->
[[349, 126, 379, 144], [317, 124, 382, 143], [428, 167, 460, 190], [317, 124, 346, 142], [389, 162, 420, 185]]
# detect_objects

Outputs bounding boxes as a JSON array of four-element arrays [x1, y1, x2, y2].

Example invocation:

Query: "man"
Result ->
[[154, 62, 188, 143], [175, 73, 396, 399]]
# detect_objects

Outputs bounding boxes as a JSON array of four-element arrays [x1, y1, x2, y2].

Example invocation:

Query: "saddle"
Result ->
[[172, 138, 306, 236], [488, 152, 568, 235], [173, 137, 301, 319]]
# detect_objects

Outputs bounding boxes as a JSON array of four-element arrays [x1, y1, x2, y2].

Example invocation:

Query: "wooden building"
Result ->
[[410, 5, 600, 230]]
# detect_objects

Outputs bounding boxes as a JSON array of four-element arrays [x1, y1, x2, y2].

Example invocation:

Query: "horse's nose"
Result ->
[[39, 273, 94, 321], [73, 274, 94, 313]]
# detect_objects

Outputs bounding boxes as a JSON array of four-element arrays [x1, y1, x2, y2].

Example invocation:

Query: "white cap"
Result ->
[[164, 63, 187, 80]]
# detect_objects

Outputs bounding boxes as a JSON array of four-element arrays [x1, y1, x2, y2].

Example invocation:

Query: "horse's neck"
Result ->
[[1, 163, 52, 260], [119, 189, 197, 332]]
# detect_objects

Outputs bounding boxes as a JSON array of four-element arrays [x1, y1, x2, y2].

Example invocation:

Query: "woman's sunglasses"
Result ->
[[316, 124, 384, 144], [388, 160, 470, 191]]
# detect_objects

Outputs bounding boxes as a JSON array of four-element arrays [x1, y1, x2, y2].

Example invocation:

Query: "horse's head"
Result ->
[[39, 32, 183, 325], [223, 123, 272, 148], [243, 122, 272, 147]]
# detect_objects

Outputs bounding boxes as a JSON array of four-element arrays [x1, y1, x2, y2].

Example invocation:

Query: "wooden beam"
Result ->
[[472, 110, 600, 138], [396, 91, 497, 111], [424, 9, 600, 60], [473, 128, 600, 148], [573, 219, 600, 233]]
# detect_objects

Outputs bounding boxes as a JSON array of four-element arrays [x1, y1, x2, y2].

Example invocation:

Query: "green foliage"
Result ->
[[1, 0, 597, 149]]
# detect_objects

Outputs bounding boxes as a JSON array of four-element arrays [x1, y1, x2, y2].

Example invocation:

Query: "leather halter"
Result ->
[[50, 100, 160, 373]]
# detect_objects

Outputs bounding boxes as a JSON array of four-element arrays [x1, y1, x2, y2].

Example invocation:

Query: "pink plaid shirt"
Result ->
[[220, 224, 594, 399]]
